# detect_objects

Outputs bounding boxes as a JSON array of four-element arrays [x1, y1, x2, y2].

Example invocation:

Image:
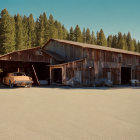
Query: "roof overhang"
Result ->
[[43, 39, 140, 57], [48, 58, 85, 68], [41, 49, 65, 62]]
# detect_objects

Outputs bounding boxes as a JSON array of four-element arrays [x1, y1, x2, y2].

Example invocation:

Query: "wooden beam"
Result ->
[[32, 65, 40, 86], [50, 67, 52, 84]]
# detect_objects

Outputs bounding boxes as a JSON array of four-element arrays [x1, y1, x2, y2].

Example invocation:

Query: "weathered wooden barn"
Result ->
[[0, 39, 140, 86], [0, 47, 51, 85]]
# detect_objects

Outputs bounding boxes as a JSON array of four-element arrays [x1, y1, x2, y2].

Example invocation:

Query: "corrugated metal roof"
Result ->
[[44, 39, 140, 56]]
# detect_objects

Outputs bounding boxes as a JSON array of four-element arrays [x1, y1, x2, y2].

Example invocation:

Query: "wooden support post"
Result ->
[[119, 66, 121, 85], [131, 67, 132, 80], [32, 65, 40, 86], [50, 67, 52, 85]]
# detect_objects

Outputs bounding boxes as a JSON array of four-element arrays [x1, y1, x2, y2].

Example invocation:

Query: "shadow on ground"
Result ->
[[38, 85, 140, 90], [0, 83, 140, 90]]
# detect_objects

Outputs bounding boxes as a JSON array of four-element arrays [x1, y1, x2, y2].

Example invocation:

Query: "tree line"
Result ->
[[0, 9, 140, 55]]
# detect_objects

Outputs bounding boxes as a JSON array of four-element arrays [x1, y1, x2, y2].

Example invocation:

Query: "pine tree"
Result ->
[[117, 32, 125, 49], [36, 14, 45, 47], [28, 14, 36, 48], [35, 18, 39, 46], [15, 14, 24, 50], [126, 32, 135, 51], [48, 14, 57, 39], [107, 35, 113, 47], [54, 21, 63, 40], [97, 29, 107, 46], [111, 35, 118, 48], [69, 27, 74, 41], [54, 20, 59, 39], [43, 12, 49, 42], [138, 42, 140, 53], [86, 28, 91, 44], [74, 25, 82, 42], [133, 39, 137, 52], [82, 28, 86, 43], [62, 25, 68, 40], [22, 15, 29, 49], [0, 9, 15, 54], [91, 31, 96, 44], [96, 31, 100, 45], [123, 34, 128, 50]]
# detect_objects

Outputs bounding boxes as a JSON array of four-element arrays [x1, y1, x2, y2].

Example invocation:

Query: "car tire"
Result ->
[[25, 84, 31, 88], [9, 80, 13, 88]]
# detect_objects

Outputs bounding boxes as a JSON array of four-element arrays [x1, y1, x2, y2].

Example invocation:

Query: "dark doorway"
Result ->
[[121, 67, 131, 84], [32, 62, 49, 80], [52, 68, 62, 84], [31, 62, 50, 84]]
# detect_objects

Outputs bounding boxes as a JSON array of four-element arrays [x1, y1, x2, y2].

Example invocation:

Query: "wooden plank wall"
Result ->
[[44, 41, 83, 61], [45, 41, 140, 85], [0, 48, 51, 63]]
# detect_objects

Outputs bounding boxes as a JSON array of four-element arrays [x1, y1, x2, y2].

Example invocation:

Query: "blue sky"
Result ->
[[0, 0, 140, 41]]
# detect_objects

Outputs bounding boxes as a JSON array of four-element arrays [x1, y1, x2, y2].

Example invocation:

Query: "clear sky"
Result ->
[[0, 0, 140, 41]]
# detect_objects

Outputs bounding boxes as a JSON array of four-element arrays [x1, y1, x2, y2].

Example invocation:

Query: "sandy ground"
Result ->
[[0, 86, 140, 140]]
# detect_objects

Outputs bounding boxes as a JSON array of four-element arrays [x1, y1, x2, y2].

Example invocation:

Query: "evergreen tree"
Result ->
[[138, 42, 140, 53], [43, 12, 49, 42], [28, 14, 36, 48], [91, 31, 96, 44], [22, 15, 29, 49], [126, 32, 135, 51], [133, 39, 137, 52], [48, 14, 57, 39], [86, 28, 91, 44], [15, 14, 24, 50], [69, 27, 74, 41], [54, 21, 63, 39], [96, 31, 100, 45], [62, 25, 68, 40], [82, 28, 86, 43], [97, 29, 107, 46], [0, 9, 15, 54], [123, 34, 128, 50], [36, 14, 45, 47], [35, 18, 39, 46], [117, 32, 125, 49], [111, 35, 118, 48], [107, 35, 113, 47], [54, 20, 59, 39], [74, 25, 82, 42]]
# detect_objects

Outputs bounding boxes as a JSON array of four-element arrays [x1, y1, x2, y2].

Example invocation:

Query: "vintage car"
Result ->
[[3, 72, 33, 88], [130, 79, 140, 86]]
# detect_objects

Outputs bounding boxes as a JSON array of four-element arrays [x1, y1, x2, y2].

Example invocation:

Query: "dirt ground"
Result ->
[[0, 86, 140, 140]]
